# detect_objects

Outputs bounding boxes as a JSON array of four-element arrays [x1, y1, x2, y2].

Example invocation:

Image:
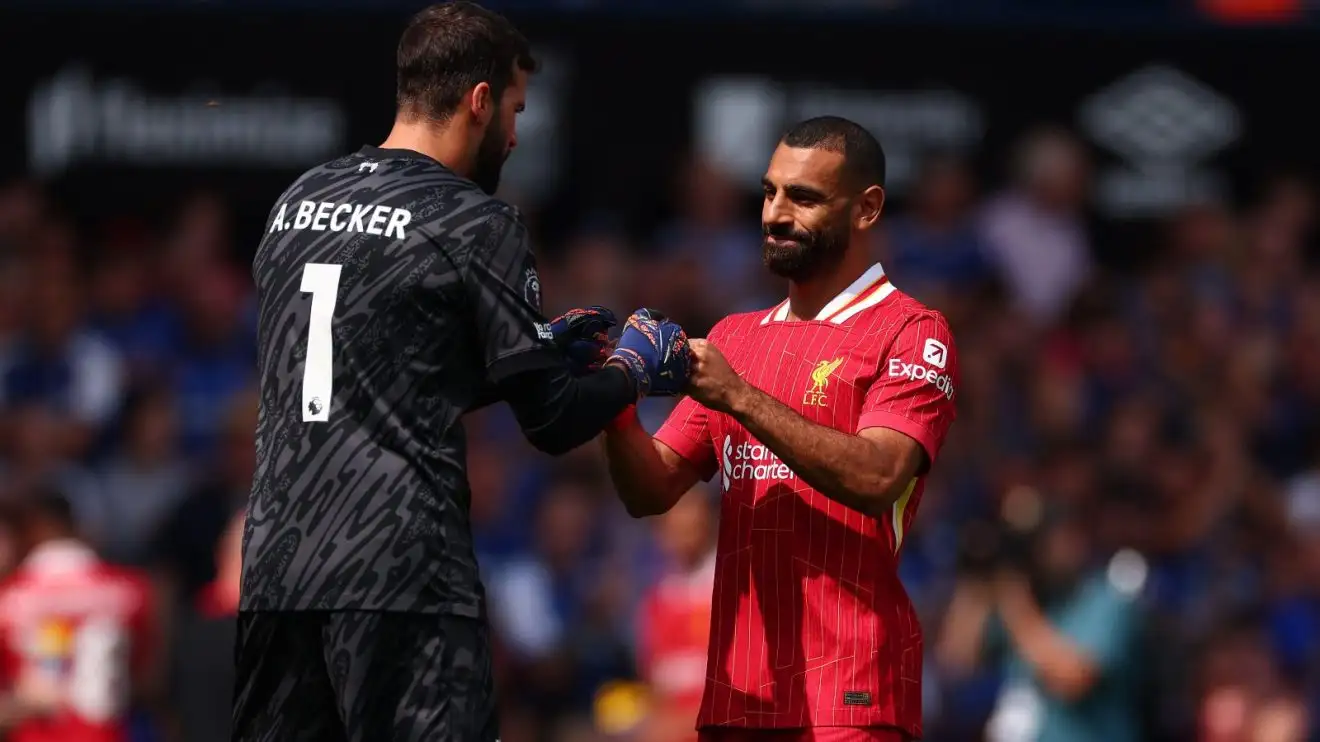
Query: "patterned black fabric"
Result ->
[[241, 145, 560, 614], [231, 612, 497, 742]]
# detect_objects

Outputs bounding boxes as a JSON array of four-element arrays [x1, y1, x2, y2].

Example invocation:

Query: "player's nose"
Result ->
[[762, 193, 793, 224]]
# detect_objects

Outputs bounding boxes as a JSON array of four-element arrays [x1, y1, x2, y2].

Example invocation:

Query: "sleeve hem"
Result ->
[[654, 426, 717, 482], [857, 410, 941, 464]]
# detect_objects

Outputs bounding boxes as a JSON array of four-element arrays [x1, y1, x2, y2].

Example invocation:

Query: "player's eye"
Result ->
[[786, 187, 824, 205]]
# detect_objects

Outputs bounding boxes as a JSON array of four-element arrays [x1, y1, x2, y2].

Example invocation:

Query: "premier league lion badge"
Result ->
[[523, 266, 542, 309]]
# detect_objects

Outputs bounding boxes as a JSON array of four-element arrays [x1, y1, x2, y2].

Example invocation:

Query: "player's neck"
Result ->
[[785, 250, 873, 321], [379, 119, 474, 178]]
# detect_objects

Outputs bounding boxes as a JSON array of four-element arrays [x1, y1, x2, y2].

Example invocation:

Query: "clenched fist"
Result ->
[[686, 339, 749, 413]]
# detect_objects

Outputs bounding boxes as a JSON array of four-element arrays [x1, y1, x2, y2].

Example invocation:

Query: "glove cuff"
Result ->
[[606, 350, 650, 397]]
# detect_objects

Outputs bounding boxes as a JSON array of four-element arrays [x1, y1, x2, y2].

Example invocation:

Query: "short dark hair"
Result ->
[[396, 1, 538, 121], [781, 116, 886, 189]]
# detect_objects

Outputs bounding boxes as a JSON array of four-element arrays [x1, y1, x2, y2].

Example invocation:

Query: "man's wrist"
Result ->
[[605, 405, 637, 433], [724, 379, 758, 417], [607, 351, 649, 398], [603, 357, 643, 400]]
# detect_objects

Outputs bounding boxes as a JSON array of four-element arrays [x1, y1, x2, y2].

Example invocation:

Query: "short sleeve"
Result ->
[[655, 396, 717, 482], [857, 312, 958, 465], [462, 210, 560, 382]]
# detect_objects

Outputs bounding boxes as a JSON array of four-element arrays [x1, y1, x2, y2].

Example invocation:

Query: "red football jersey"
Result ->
[[639, 550, 717, 739], [0, 541, 154, 742], [654, 264, 957, 737]]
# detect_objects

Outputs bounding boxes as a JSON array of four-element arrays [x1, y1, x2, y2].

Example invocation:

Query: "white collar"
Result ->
[[761, 263, 896, 325]]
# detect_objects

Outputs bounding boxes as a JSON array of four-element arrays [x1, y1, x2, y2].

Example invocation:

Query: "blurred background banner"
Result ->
[[0, 0, 1314, 25], [2, 4, 1319, 742], [3, 12, 1318, 244]]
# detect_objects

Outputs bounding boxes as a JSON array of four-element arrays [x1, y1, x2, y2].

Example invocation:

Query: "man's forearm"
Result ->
[[726, 385, 908, 517], [936, 579, 995, 676], [601, 410, 689, 517], [999, 595, 1099, 701], [500, 364, 637, 455]]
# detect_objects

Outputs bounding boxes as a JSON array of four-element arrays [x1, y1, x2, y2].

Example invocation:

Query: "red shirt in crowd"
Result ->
[[639, 550, 717, 741], [0, 540, 153, 742]]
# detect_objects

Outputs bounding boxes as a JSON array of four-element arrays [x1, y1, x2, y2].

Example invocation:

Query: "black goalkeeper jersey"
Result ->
[[241, 145, 562, 615]]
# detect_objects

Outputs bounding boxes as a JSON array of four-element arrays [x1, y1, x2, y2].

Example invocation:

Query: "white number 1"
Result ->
[[301, 262, 342, 422]]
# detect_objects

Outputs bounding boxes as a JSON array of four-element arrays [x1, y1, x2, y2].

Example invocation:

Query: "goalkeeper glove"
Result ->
[[606, 308, 691, 397], [550, 305, 618, 375]]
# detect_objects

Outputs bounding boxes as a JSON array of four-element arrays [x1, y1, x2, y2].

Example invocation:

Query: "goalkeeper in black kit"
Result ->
[[232, 2, 693, 741]]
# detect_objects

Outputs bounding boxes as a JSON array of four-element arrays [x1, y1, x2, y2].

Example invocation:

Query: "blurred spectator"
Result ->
[[653, 156, 769, 313], [544, 226, 634, 319], [0, 405, 101, 530], [165, 264, 254, 459], [0, 253, 22, 350], [490, 476, 633, 726], [88, 240, 180, 379], [95, 389, 190, 567], [0, 270, 125, 460], [165, 508, 242, 742], [0, 181, 49, 254], [1193, 618, 1309, 742], [151, 194, 255, 459], [882, 154, 998, 318], [978, 127, 1094, 325], [0, 488, 155, 742], [636, 487, 716, 742], [938, 500, 1147, 742], [154, 388, 255, 601]]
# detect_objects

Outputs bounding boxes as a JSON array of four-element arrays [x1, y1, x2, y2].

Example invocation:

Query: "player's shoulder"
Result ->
[[706, 309, 771, 345], [858, 287, 953, 340], [892, 289, 952, 328], [282, 147, 481, 213]]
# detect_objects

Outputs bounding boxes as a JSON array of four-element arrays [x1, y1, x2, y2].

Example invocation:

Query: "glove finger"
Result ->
[[580, 318, 615, 337], [586, 306, 619, 326], [555, 309, 617, 343], [624, 315, 653, 338], [633, 308, 669, 323]]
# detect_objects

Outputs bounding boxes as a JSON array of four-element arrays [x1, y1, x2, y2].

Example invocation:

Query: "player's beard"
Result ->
[[471, 116, 510, 196], [762, 218, 849, 282]]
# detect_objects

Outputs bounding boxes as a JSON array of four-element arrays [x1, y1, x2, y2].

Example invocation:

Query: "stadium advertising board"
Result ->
[[26, 65, 348, 178], [1, 13, 1315, 243]]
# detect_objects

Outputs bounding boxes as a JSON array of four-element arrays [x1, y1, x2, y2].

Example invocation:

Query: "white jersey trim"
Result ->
[[760, 263, 894, 325]]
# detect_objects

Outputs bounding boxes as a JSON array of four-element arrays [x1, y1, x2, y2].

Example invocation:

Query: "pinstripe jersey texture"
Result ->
[[655, 264, 958, 737], [241, 145, 559, 615]]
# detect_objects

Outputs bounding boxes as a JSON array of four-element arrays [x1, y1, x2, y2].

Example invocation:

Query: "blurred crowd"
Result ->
[[0, 123, 1317, 742]]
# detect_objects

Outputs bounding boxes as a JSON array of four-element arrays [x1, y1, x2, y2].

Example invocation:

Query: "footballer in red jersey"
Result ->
[[0, 492, 154, 742], [603, 116, 957, 741]]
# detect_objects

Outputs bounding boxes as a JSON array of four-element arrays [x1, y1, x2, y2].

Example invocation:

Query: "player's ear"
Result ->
[[854, 185, 885, 231], [469, 82, 494, 125]]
